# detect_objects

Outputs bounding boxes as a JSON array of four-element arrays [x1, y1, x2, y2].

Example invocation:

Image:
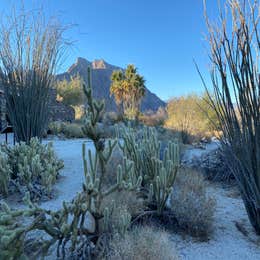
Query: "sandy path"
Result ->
[[40, 138, 94, 210]]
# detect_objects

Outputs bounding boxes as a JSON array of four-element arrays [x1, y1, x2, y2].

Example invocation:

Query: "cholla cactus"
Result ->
[[81, 68, 142, 216], [150, 142, 179, 214], [0, 200, 36, 259], [0, 150, 11, 196], [118, 126, 180, 214], [1, 138, 63, 200]]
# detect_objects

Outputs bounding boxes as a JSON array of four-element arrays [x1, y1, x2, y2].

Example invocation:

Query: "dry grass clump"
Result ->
[[107, 225, 179, 260], [100, 189, 145, 234], [170, 167, 216, 239]]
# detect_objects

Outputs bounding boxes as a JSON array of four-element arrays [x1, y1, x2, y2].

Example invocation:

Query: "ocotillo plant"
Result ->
[[0, 8, 68, 143], [200, 0, 260, 234]]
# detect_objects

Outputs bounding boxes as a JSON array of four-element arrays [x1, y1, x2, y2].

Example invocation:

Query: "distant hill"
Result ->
[[56, 57, 165, 112]]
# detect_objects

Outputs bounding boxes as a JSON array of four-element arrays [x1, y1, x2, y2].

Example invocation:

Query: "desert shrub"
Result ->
[[100, 190, 145, 234], [49, 121, 85, 138], [62, 123, 84, 138], [0, 138, 63, 200], [169, 167, 215, 239], [103, 112, 124, 125], [48, 121, 63, 135], [165, 93, 219, 143], [58, 122, 118, 140], [107, 225, 179, 260], [139, 107, 167, 126]]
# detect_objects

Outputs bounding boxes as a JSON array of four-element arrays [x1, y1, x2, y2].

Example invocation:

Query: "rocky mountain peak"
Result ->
[[92, 59, 106, 69], [68, 57, 91, 74]]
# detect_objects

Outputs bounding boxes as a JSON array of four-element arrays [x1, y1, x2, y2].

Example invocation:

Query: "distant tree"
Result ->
[[110, 64, 145, 119], [165, 94, 219, 143], [56, 76, 84, 106]]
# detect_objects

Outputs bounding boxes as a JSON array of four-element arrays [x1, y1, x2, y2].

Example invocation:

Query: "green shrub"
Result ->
[[107, 225, 179, 260], [1, 138, 63, 200], [62, 123, 84, 138], [169, 167, 216, 239]]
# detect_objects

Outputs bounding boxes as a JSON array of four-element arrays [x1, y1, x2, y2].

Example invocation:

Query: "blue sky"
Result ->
[[0, 0, 220, 101]]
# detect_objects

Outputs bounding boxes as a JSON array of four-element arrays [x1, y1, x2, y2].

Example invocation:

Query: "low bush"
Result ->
[[103, 112, 124, 125], [169, 167, 216, 239], [49, 121, 85, 138], [107, 225, 179, 260], [49, 121, 117, 139], [62, 122, 84, 138], [0, 138, 63, 200]]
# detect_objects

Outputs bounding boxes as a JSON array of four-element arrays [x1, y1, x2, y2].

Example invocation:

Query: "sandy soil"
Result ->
[[1, 135, 260, 259]]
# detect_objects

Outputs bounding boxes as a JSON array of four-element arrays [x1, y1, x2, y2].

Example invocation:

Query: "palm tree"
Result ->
[[110, 64, 146, 120]]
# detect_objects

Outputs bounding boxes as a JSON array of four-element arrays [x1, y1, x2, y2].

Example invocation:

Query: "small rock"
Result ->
[[84, 211, 96, 234]]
